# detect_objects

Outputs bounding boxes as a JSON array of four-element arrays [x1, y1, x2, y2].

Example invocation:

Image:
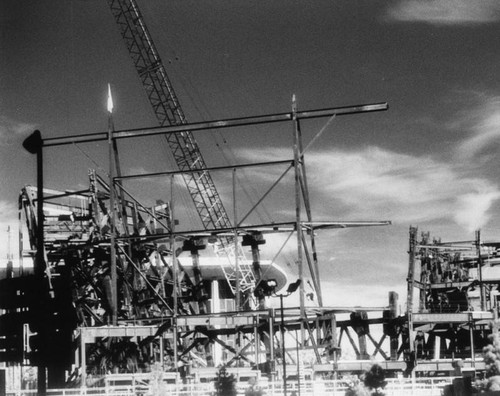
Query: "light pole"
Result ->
[[22, 130, 46, 396], [275, 279, 301, 396]]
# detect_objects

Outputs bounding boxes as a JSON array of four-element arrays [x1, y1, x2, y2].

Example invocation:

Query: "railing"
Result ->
[[7, 377, 455, 396]]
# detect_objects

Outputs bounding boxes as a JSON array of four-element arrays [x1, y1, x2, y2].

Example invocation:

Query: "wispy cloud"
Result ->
[[236, 146, 500, 233], [455, 96, 500, 160], [0, 116, 36, 147], [386, 0, 500, 25], [0, 201, 19, 265], [0, 200, 17, 223]]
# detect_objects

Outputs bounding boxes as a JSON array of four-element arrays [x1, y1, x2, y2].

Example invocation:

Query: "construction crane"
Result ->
[[106, 0, 256, 302]]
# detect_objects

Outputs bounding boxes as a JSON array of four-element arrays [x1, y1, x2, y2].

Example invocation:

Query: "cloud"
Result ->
[[0, 116, 36, 146], [0, 201, 19, 266], [455, 96, 500, 159], [0, 200, 17, 223], [236, 146, 500, 233], [386, 0, 500, 25]]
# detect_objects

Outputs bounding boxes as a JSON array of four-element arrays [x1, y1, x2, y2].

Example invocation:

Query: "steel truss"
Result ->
[[20, 101, 390, 387], [406, 226, 499, 371]]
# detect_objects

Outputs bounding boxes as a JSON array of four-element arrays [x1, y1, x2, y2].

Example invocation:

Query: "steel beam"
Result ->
[[41, 102, 388, 147]]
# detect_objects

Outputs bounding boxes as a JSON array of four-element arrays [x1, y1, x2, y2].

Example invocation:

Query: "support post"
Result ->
[[389, 291, 399, 361], [406, 227, 417, 354], [476, 230, 485, 311], [108, 101, 118, 326], [269, 308, 275, 383], [22, 130, 46, 395], [280, 294, 287, 396], [80, 335, 86, 389], [36, 135, 47, 396], [170, 175, 179, 371], [292, 95, 305, 344], [233, 168, 240, 310]]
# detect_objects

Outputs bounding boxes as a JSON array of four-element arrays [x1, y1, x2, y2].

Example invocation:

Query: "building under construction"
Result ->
[[2, 0, 500, 395]]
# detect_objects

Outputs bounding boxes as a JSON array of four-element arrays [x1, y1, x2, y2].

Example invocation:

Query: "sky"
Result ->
[[2, 0, 500, 311]]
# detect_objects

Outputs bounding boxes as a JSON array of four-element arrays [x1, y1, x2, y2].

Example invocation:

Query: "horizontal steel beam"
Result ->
[[115, 159, 294, 181], [42, 102, 388, 147], [412, 311, 493, 324]]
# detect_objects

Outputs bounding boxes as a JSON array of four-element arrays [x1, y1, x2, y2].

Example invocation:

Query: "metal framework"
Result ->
[[106, 0, 253, 296], [18, 101, 393, 389], [406, 226, 499, 366]]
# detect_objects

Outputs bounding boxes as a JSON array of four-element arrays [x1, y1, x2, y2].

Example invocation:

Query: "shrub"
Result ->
[[344, 364, 387, 396], [214, 367, 237, 396]]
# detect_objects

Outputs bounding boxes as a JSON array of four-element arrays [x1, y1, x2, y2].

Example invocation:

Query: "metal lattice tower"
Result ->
[[106, 0, 255, 294]]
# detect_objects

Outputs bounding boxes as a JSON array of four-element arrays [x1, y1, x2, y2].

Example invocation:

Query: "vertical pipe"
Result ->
[[211, 280, 221, 366], [292, 95, 305, 345], [160, 337, 164, 369], [281, 295, 287, 396], [254, 314, 259, 366], [108, 110, 118, 326], [469, 317, 475, 368], [295, 329, 301, 396], [389, 291, 399, 361], [407, 227, 417, 354], [332, 315, 338, 380], [233, 168, 240, 311], [36, 139, 47, 396], [80, 334, 87, 389], [171, 174, 178, 371], [476, 230, 485, 311], [269, 309, 275, 385]]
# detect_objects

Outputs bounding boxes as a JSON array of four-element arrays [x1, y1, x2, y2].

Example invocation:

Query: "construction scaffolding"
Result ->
[[405, 226, 500, 375], [15, 100, 391, 390]]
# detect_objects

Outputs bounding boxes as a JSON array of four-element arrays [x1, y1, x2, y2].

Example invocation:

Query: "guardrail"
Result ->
[[6, 376, 455, 396]]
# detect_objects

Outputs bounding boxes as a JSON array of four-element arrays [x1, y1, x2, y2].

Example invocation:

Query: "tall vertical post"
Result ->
[[233, 168, 240, 310], [80, 334, 87, 389], [269, 309, 275, 383], [22, 130, 46, 395], [295, 329, 301, 396], [476, 230, 485, 311], [292, 95, 305, 343], [389, 291, 399, 361], [406, 226, 417, 355], [171, 174, 178, 370], [108, 86, 118, 326], [280, 294, 287, 396], [36, 135, 46, 396]]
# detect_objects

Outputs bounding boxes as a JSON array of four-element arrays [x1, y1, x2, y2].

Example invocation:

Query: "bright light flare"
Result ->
[[107, 84, 114, 113]]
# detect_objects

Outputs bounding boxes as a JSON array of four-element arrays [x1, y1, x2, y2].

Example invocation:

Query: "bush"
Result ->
[[476, 333, 500, 392], [213, 367, 237, 396], [345, 364, 387, 396]]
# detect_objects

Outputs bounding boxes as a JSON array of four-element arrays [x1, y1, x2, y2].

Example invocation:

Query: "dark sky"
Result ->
[[2, 0, 500, 307]]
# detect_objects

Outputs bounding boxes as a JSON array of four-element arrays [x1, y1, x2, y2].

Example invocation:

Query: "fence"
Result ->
[[6, 376, 454, 396]]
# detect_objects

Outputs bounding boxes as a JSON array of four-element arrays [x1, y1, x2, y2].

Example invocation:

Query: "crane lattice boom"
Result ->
[[106, 0, 255, 293]]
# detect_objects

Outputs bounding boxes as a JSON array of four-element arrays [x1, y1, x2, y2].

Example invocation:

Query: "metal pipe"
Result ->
[[36, 135, 47, 396], [280, 294, 287, 396], [476, 230, 485, 311], [115, 159, 293, 181], [292, 95, 305, 343], [233, 168, 240, 310], [108, 109, 118, 326], [237, 164, 293, 227], [171, 175, 179, 372], [41, 102, 389, 147]]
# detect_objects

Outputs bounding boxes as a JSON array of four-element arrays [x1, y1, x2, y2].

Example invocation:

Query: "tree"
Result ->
[[87, 337, 144, 375], [147, 362, 168, 396], [345, 376, 370, 396], [363, 364, 387, 396], [475, 332, 500, 392], [213, 367, 237, 396], [344, 364, 388, 396]]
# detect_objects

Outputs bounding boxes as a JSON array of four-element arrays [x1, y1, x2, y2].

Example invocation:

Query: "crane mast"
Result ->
[[106, 0, 255, 297]]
